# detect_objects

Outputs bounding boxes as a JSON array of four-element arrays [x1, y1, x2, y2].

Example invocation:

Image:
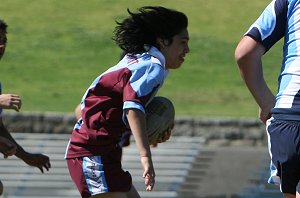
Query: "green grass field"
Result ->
[[0, 0, 281, 118]]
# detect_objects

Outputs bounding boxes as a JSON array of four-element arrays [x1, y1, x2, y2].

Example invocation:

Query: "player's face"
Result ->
[[161, 29, 190, 69], [0, 30, 7, 60]]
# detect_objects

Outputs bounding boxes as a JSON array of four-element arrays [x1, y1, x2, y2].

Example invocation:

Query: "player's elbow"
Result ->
[[234, 46, 248, 70], [234, 36, 265, 69], [234, 41, 249, 63]]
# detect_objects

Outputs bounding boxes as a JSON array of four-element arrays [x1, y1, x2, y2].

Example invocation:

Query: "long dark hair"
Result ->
[[0, 19, 7, 33], [113, 6, 188, 54], [0, 19, 8, 47]]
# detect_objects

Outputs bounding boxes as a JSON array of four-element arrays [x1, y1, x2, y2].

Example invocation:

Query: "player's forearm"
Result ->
[[0, 120, 28, 159], [126, 109, 151, 158], [240, 62, 275, 110], [235, 36, 275, 110]]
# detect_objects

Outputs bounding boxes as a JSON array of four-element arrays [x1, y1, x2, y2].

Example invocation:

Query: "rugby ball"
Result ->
[[145, 96, 175, 145]]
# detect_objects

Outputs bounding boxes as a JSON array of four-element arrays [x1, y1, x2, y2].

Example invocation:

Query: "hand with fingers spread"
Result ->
[[21, 153, 51, 173], [0, 120, 51, 173], [0, 94, 22, 112]]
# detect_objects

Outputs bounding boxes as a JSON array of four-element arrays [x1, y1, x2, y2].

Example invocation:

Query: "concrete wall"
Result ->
[[2, 111, 268, 146]]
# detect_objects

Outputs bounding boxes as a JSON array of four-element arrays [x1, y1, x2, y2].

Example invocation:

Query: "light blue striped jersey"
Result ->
[[246, 0, 300, 120]]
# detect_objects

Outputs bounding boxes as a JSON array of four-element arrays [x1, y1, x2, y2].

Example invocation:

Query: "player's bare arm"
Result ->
[[74, 103, 81, 120], [235, 36, 275, 123], [0, 136, 16, 158], [126, 108, 155, 191], [0, 119, 51, 172], [126, 109, 150, 158]]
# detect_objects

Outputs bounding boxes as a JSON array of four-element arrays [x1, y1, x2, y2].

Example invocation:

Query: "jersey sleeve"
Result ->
[[122, 62, 166, 125], [245, 0, 287, 52], [123, 62, 165, 111]]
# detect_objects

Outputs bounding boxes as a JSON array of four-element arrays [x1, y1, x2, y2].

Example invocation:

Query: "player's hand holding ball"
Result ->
[[146, 96, 175, 146]]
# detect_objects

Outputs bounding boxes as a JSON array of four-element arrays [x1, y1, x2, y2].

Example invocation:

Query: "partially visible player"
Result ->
[[0, 19, 51, 195], [65, 6, 189, 198], [235, 1, 300, 197]]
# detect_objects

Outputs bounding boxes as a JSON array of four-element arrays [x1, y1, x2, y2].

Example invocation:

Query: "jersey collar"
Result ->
[[144, 45, 166, 68]]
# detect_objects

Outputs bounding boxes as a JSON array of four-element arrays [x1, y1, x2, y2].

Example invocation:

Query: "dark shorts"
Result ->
[[66, 147, 132, 198], [267, 118, 300, 194]]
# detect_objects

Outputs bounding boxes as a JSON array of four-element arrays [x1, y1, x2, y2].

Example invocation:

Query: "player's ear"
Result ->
[[156, 37, 169, 49]]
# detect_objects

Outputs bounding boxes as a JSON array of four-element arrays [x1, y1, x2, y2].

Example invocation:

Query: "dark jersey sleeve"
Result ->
[[245, 0, 287, 52]]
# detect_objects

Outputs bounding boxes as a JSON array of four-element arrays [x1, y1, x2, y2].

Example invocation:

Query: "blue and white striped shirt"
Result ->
[[246, 0, 300, 120]]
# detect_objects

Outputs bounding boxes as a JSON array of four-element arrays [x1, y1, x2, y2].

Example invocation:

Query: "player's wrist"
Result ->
[[140, 154, 151, 158]]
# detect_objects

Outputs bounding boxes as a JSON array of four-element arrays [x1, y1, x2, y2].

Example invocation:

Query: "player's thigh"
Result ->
[[284, 193, 296, 198], [126, 185, 140, 198], [91, 185, 140, 198], [268, 119, 300, 193], [91, 192, 127, 198]]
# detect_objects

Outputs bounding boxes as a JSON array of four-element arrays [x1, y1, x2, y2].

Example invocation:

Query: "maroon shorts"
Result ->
[[66, 147, 132, 198]]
